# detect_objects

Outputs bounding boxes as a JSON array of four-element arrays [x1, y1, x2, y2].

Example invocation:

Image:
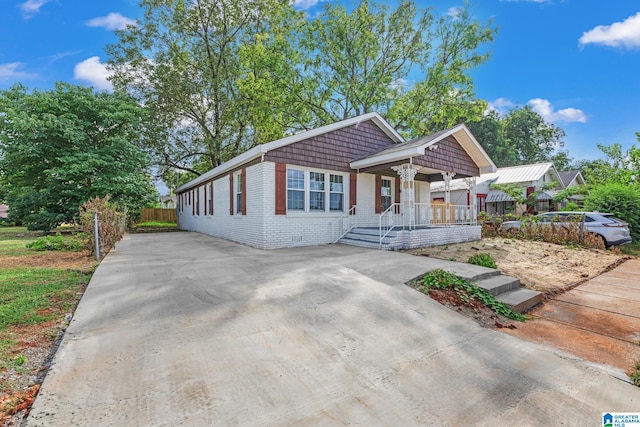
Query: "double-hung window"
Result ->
[[309, 172, 325, 211], [286, 168, 345, 213], [329, 175, 343, 211], [235, 172, 242, 214], [287, 169, 305, 211]]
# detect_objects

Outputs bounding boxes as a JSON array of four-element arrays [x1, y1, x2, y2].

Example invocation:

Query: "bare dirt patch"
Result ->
[[0, 251, 95, 272], [406, 237, 626, 294]]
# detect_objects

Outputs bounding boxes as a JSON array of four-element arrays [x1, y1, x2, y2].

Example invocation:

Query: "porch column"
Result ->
[[464, 177, 477, 224], [391, 164, 420, 229], [441, 172, 456, 223]]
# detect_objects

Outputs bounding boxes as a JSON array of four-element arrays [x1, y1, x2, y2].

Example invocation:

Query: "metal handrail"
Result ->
[[331, 205, 357, 243], [379, 203, 400, 248]]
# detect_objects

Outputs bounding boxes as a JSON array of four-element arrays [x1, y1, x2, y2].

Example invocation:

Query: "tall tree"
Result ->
[[108, 0, 496, 180], [577, 140, 640, 186], [107, 0, 304, 181], [467, 106, 566, 167], [0, 83, 156, 231], [300, 0, 496, 134]]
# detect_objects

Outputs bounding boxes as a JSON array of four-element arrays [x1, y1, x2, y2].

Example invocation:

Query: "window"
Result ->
[[287, 169, 305, 210], [309, 171, 325, 211], [285, 168, 346, 213], [235, 173, 242, 214], [381, 179, 392, 211], [329, 174, 343, 211]]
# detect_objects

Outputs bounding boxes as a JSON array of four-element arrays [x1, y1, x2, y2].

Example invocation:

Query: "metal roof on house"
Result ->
[[431, 162, 560, 192]]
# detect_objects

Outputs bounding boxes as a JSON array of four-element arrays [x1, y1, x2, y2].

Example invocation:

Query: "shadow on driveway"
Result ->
[[26, 232, 640, 426]]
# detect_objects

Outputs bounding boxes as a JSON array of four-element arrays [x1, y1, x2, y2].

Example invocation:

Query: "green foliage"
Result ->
[[467, 253, 497, 269], [421, 269, 526, 321], [584, 183, 640, 240], [490, 181, 559, 211], [630, 360, 640, 387], [467, 106, 566, 167], [108, 0, 496, 178], [26, 235, 82, 252], [13, 354, 27, 367], [579, 142, 640, 186], [0, 83, 157, 232], [136, 221, 177, 227]]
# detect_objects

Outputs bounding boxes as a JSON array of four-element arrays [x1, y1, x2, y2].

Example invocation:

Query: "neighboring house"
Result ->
[[557, 170, 586, 208], [431, 162, 564, 216], [159, 196, 177, 209], [0, 204, 7, 219], [176, 112, 496, 250]]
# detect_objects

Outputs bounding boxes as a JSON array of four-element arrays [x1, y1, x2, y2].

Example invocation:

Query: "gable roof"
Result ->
[[431, 162, 562, 192], [350, 124, 496, 174], [558, 170, 585, 187], [177, 113, 404, 192]]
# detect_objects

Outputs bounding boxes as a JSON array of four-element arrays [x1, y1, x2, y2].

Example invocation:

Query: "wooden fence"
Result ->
[[139, 208, 177, 223]]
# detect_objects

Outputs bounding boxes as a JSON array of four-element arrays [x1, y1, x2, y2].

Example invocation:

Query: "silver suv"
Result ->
[[502, 212, 632, 246]]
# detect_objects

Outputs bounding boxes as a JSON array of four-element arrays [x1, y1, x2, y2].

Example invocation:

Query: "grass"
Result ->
[[0, 232, 93, 391], [621, 241, 640, 257], [136, 221, 177, 227], [630, 360, 640, 387], [0, 238, 36, 257], [0, 268, 89, 328]]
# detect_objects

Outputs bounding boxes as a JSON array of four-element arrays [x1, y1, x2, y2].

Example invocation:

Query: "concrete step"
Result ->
[[338, 238, 391, 250], [496, 288, 544, 313], [347, 227, 398, 238], [474, 275, 521, 296], [343, 231, 384, 244]]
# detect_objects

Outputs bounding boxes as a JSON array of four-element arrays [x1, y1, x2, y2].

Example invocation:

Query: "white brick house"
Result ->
[[176, 113, 496, 249]]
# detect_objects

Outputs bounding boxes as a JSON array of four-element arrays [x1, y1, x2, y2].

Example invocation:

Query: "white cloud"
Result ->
[[74, 57, 113, 90], [18, 0, 49, 19], [0, 62, 37, 81], [486, 97, 516, 115], [446, 7, 461, 19], [292, 0, 326, 10], [579, 12, 640, 49], [527, 98, 587, 123], [85, 12, 136, 31]]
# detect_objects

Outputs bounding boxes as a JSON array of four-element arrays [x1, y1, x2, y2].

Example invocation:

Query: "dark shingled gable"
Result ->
[[263, 120, 396, 172]]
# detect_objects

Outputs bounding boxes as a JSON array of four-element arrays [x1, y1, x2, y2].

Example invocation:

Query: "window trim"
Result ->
[[285, 167, 348, 214]]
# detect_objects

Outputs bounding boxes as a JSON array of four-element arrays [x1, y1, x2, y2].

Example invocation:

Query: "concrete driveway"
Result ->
[[27, 232, 639, 426]]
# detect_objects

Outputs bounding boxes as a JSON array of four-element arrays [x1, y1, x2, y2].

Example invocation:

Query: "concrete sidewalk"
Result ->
[[27, 233, 640, 426], [504, 258, 640, 372]]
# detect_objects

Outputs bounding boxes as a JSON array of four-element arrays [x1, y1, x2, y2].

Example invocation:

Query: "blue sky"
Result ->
[[1, 0, 639, 166]]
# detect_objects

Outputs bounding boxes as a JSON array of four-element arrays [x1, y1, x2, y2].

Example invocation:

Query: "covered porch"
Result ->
[[336, 124, 496, 249]]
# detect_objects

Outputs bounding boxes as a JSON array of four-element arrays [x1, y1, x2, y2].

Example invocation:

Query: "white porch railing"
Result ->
[[331, 205, 358, 243], [379, 203, 401, 248], [414, 203, 477, 226]]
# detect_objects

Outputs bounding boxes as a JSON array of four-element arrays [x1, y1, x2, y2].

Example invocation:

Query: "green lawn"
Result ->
[[136, 221, 177, 227], [0, 268, 90, 329], [0, 233, 93, 375], [0, 238, 36, 257]]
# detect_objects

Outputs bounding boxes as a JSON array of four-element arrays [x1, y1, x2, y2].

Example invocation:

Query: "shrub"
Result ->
[[422, 269, 526, 321], [77, 196, 125, 258], [584, 183, 640, 240], [467, 253, 497, 269], [26, 234, 83, 252]]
